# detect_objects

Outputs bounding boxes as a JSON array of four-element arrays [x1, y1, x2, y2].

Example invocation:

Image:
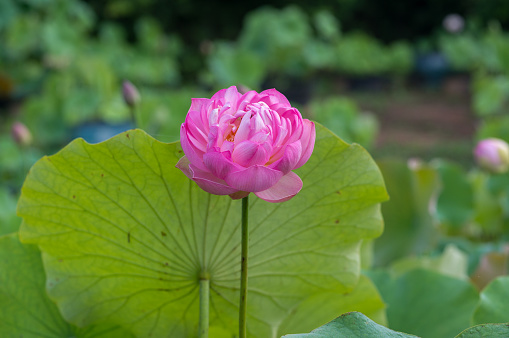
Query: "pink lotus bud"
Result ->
[[122, 80, 140, 107], [176, 86, 316, 203], [474, 138, 509, 174], [443, 14, 464, 34], [11, 121, 32, 147]]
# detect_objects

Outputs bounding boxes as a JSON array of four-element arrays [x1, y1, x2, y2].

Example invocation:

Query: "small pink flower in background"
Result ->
[[474, 138, 509, 174], [443, 14, 464, 34], [122, 80, 141, 107], [11, 121, 32, 147], [176, 86, 315, 203]]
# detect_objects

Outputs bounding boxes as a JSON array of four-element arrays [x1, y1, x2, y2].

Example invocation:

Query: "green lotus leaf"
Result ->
[[433, 160, 474, 229], [374, 159, 438, 266], [369, 269, 479, 338], [282, 311, 417, 337], [473, 276, 509, 325], [390, 244, 469, 281], [0, 233, 132, 337], [455, 322, 509, 338], [0, 233, 73, 337], [276, 275, 387, 335], [0, 187, 20, 235], [17, 124, 388, 337]]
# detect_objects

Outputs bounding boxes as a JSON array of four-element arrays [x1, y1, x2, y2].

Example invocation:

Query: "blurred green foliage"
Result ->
[[308, 96, 379, 149], [201, 5, 414, 94], [371, 156, 509, 337], [375, 157, 509, 271], [0, 0, 193, 196]]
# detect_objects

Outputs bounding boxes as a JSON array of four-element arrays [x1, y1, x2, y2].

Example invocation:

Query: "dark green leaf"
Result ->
[[369, 269, 479, 338], [473, 276, 509, 325], [282, 311, 417, 337], [455, 322, 509, 337]]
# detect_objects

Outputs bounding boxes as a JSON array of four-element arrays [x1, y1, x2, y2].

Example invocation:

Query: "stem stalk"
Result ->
[[199, 278, 209, 338], [239, 195, 249, 338]]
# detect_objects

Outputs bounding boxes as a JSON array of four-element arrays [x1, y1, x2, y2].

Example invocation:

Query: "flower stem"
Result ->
[[199, 278, 209, 338], [129, 105, 137, 127], [239, 195, 249, 338]]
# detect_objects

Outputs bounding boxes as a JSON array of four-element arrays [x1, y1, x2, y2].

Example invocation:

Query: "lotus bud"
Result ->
[[11, 121, 32, 147], [122, 80, 141, 107], [474, 138, 509, 174], [443, 14, 464, 34]]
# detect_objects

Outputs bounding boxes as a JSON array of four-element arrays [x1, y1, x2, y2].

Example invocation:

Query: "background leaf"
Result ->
[[455, 322, 509, 338], [390, 244, 469, 281], [282, 311, 417, 337], [276, 275, 387, 335], [282, 311, 509, 338], [0, 233, 73, 337], [473, 276, 509, 325], [368, 269, 479, 338], [18, 124, 388, 337], [433, 160, 475, 229], [374, 159, 439, 266], [0, 233, 132, 337], [0, 188, 21, 235]]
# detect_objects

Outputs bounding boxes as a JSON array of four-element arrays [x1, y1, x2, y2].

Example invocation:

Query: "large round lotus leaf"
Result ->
[[17, 125, 388, 337], [0, 233, 132, 337], [282, 311, 417, 337]]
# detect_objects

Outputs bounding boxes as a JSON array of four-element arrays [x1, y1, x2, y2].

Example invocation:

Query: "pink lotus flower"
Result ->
[[176, 86, 315, 203], [474, 138, 509, 174]]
